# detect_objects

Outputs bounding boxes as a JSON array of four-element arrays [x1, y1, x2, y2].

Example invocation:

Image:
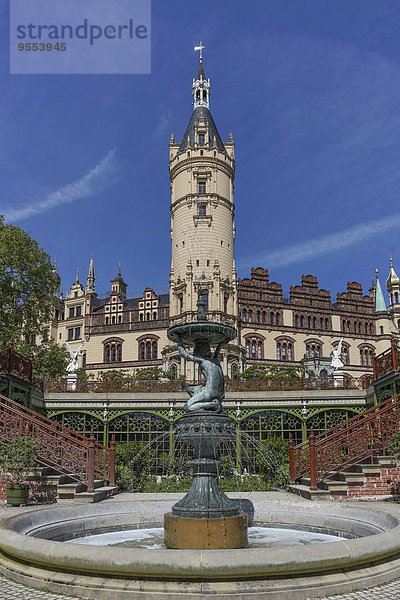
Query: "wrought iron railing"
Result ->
[[373, 341, 400, 380], [45, 375, 372, 394], [0, 341, 33, 384], [289, 392, 400, 489], [0, 394, 115, 491]]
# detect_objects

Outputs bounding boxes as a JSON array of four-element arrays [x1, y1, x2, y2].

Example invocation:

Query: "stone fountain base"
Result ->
[[164, 412, 248, 549], [164, 512, 248, 549]]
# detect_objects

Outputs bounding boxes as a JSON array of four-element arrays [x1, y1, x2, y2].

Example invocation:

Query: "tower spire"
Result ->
[[85, 255, 96, 295], [375, 268, 387, 313], [192, 42, 210, 110]]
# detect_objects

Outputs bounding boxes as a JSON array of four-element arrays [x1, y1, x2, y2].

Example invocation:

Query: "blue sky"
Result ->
[[1, 0, 400, 302]]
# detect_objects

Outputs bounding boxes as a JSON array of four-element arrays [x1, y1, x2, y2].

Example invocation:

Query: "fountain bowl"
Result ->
[[168, 321, 236, 346], [1, 495, 400, 600]]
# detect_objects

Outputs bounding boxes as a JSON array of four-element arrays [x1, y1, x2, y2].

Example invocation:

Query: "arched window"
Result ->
[[342, 320, 346, 332], [300, 316, 304, 328], [325, 318, 328, 330], [231, 363, 239, 378], [146, 312, 150, 321], [294, 315, 299, 327], [246, 340, 250, 358], [369, 323, 374, 335], [118, 315, 122, 324], [262, 311, 266, 324], [105, 316, 109, 325], [153, 312, 157, 320], [248, 310, 252, 323], [275, 313, 280, 325], [137, 336, 159, 362], [365, 322, 368, 335], [256, 310, 260, 323], [242, 309, 247, 321], [347, 321, 350, 333], [170, 363, 178, 379], [112, 316, 116, 324], [276, 342, 281, 360], [140, 313, 143, 322], [270, 312, 274, 325], [103, 338, 123, 363], [251, 340, 256, 358], [312, 317, 316, 329], [343, 347, 349, 365], [320, 317, 323, 329], [396, 292, 399, 304], [308, 316, 311, 328], [282, 342, 287, 360], [287, 343, 292, 361], [257, 341, 262, 358]]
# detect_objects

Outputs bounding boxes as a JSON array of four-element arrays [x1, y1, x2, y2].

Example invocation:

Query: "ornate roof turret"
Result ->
[[178, 44, 225, 154], [85, 255, 96, 295], [111, 263, 127, 298], [375, 269, 387, 313], [386, 251, 400, 290]]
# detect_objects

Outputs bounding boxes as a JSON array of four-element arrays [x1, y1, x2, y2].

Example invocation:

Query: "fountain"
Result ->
[[164, 293, 247, 549], [2, 299, 400, 598]]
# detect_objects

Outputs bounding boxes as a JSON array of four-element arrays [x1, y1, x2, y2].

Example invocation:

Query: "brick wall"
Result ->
[[333, 464, 400, 499]]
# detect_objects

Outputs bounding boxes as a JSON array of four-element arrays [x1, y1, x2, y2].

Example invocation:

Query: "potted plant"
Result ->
[[1, 436, 38, 506]]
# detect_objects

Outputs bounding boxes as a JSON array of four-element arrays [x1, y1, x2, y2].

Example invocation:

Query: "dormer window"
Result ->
[[198, 133, 205, 145], [198, 180, 206, 194]]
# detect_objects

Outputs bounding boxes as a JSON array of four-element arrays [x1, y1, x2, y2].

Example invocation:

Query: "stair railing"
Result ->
[[0, 394, 115, 490], [289, 392, 400, 488]]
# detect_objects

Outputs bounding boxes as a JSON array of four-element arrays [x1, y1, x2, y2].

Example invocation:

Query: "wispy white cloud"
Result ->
[[2, 150, 119, 222], [239, 212, 400, 270], [153, 110, 173, 138]]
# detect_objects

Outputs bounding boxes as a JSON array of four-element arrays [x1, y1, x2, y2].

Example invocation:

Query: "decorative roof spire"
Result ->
[[193, 41, 210, 110], [85, 255, 96, 295], [75, 267, 79, 284], [375, 268, 387, 313], [118, 261, 121, 277], [386, 250, 400, 290]]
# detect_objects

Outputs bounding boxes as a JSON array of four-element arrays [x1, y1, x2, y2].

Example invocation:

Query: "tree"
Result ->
[[31, 342, 69, 381], [0, 216, 59, 350]]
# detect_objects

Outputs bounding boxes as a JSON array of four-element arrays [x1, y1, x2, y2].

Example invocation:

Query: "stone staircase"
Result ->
[[288, 456, 400, 500], [36, 469, 119, 503]]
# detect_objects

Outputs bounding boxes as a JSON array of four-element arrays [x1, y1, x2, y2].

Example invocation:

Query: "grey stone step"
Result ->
[[286, 484, 330, 501], [72, 486, 119, 504]]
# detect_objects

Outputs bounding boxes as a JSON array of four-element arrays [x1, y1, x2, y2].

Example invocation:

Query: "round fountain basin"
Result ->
[[1, 496, 400, 600]]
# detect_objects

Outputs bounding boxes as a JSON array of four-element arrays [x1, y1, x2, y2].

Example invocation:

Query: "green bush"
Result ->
[[387, 433, 400, 462], [0, 436, 38, 484]]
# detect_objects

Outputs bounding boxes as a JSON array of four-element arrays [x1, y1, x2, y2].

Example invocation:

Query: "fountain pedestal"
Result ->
[[164, 412, 248, 549]]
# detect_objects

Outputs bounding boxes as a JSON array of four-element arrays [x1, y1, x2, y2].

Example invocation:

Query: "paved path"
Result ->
[[1, 493, 400, 599], [0, 572, 399, 599]]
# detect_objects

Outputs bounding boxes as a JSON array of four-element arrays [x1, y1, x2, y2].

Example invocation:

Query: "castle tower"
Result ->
[[168, 49, 237, 326]]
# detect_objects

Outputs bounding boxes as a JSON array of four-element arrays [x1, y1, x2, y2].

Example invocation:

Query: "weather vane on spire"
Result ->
[[194, 41, 205, 62]]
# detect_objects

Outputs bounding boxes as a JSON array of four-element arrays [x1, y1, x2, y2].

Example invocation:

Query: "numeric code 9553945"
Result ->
[[18, 42, 67, 51]]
